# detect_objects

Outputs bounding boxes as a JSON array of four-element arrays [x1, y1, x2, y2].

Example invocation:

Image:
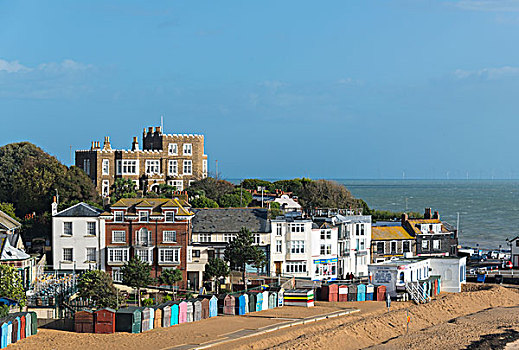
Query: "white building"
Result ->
[[509, 236, 519, 268], [368, 258, 431, 297], [270, 216, 313, 278], [310, 222, 338, 281], [52, 202, 105, 272], [273, 194, 302, 213], [429, 257, 467, 293]]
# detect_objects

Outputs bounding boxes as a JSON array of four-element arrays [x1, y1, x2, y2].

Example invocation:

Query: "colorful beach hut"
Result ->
[[74, 310, 94, 333], [186, 300, 194, 323], [115, 307, 142, 333], [339, 285, 349, 302], [94, 308, 116, 334], [178, 301, 186, 324], [158, 303, 171, 327], [192, 299, 202, 322], [247, 292, 257, 313], [357, 284, 366, 301], [284, 289, 314, 307], [366, 284, 375, 301]]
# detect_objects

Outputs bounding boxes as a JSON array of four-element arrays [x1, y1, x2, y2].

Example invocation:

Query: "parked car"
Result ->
[[470, 255, 487, 263], [503, 261, 513, 269]]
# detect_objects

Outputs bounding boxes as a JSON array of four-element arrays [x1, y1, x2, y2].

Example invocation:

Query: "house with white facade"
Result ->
[[52, 201, 105, 272], [310, 222, 338, 281], [274, 194, 302, 213]]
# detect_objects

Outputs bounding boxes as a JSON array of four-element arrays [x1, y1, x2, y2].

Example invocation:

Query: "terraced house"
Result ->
[[75, 126, 208, 197], [101, 196, 194, 288]]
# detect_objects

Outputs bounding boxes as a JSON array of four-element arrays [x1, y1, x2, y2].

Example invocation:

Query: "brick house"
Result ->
[[75, 126, 208, 197], [100, 196, 194, 289]]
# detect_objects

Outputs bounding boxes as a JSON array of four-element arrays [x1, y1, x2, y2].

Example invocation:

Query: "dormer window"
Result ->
[[165, 211, 175, 223], [114, 211, 124, 222], [139, 211, 149, 223]]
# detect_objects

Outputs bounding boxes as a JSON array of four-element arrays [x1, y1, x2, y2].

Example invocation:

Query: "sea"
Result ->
[[339, 179, 519, 250]]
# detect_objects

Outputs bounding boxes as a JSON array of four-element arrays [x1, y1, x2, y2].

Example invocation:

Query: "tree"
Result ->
[[0, 203, 19, 221], [224, 227, 266, 291], [297, 179, 360, 210], [190, 196, 219, 208], [240, 179, 275, 192], [159, 268, 183, 299], [269, 202, 283, 218], [0, 265, 26, 307], [77, 270, 119, 308], [121, 257, 155, 306], [111, 178, 138, 202], [187, 177, 234, 202], [204, 258, 230, 294], [155, 184, 178, 198]]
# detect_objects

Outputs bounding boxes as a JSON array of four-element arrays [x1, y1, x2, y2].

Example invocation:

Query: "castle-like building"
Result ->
[[75, 126, 208, 197]]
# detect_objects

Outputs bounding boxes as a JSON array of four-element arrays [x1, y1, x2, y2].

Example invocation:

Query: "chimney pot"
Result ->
[[433, 211, 440, 220], [401, 213, 408, 224], [156, 126, 162, 134], [424, 208, 432, 219], [148, 127, 153, 133]]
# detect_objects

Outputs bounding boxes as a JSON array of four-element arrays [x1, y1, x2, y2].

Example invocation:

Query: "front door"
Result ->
[[275, 262, 282, 275]]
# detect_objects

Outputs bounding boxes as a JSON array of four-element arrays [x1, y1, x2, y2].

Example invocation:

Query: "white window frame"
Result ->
[[168, 160, 178, 176], [433, 240, 441, 250], [224, 233, 235, 242], [139, 211, 149, 223], [108, 248, 129, 263], [63, 222, 73, 236], [114, 211, 124, 222], [168, 143, 178, 155], [102, 180, 110, 197], [111, 230, 126, 243], [203, 159, 208, 175], [83, 159, 90, 175], [183, 143, 192, 155], [86, 222, 96, 236], [199, 233, 211, 242], [135, 248, 153, 264], [137, 228, 152, 246], [422, 240, 429, 250], [285, 261, 307, 273], [253, 234, 261, 244], [163, 230, 177, 243], [86, 247, 96, 262], [112, 268, 123, 282], [276, 240, 282, 253], [164, 211, 175, 223], [289, 240, 305, 254], [183, 160, 192, 175], [102, 159, 109, 175], [116, 159, 138, 175], [145, 159, 161, 175], [168, 180, 183, 191], [276, 224, 282, 236], [62, 248, 73, 262], [159, 248, 180, 263]]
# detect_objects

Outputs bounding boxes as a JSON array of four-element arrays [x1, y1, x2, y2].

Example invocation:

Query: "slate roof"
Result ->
[[55, 202, 104, 217], [103, 198, 193, 216], [0, 210, 21, 231], [192, 208, 270, 233]]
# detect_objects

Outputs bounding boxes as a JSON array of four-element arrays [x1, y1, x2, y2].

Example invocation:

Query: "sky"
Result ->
[[2, 0, 519, 180]]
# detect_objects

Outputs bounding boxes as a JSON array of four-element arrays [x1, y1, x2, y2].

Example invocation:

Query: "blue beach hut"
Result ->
[[256, 292, 263, 311], [1, 319, 8, 349], [236, 294, 247, 315], [170, 302, 179, 326], [208, 296, 218, 318], [243, 293, 249, 313], [357, 284, 366, 301]]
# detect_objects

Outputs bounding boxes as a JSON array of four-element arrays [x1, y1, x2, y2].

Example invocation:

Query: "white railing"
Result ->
[[405, 282, 430, 304]]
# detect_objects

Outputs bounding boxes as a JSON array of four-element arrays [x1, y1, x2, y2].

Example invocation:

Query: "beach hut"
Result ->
[[186, 300, 194, 322], [366, 284, 375, 301], [170, 302, 179, 326], [208, 295, 218, 317], [284, 289, 314, 307], [219, 294, 235, 315], [10, 317, 17, 344], [338, 285, 348, 302], [24, 312, 31, 338], [243, 293, 250, 313], [158, 303, 171, 327], [12, 314, 24, 340], [321, 284, 339, 302], [277, 288, 284, 307], [357, 284, 366, 301], [376, 285, 386, 301], [74, 310, 94, 333], [153, 306, 162, 329], [236, 294, 247, 315], [268, 291, 277, 309], [348, 284, 358, 302], [94, 308, 116, 334], [178, 301, 187, 324], [248, 292, 257, 313], [261, 291, 269, 311], [1, 319, 8, 349], [140, 307, 152, 332], [199, 298, 210, 319], [115, 307, 142, 333], [6, 320, 11, 347], [28, 311, 37, 336], [255, 292, 263, 312], [148, 307, 155, 330], [192, 299, 202, 321]]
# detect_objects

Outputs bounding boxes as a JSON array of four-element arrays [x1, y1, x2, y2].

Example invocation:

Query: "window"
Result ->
[[376, 242, 385, 254], [285, 261, 307, 273], [360, 239, 365, 250], [276, 224, 282, 236], [193, 249, 200, 258], [145, 160, 160, 175], [86, 248, 96, 262], [139, 211, 149, 223], [63, 222, 72, 236], [112, 230, 126, 243], [433, 240, 441, 250], [108, 248, 129, 263], [422, 240, 429, 250], [320, 244, 326, 255], [516, 240, 519, 247], [165, 211, 175, 222], [63, 248, 73, 262], [289, 240, 305, 254], [83, 159, 90, 175], [102, 159, 109, 175], [320, 230, 326, 240], [102, 180, 110, 197], [168, 160, 178, 176], [168, 143, 178, 155], [253, 234, 261, 244], [163, 230, 177, 243], [290, 223, 305, 233], [276, 240, 282, 253], [183, 160, 192, 175], [112, 268, 123, 282], [183, 143, 192, 155], [200, 233, 211, 242], [360, 224, 365, 236], [168, 180, 183, 191], [87, 222, 96, 236], [399, 272, 405, 283], [116, 160, 138, 175], [224, 233, 235, 242], [159, 248, 180, 263], [137, 228, 151, 245], [391, 241, 397, 254], [136, 249, 152, 264], [114, 211, 124, 222], [203, 159, 208, 176], [403, 241, 411, 253]]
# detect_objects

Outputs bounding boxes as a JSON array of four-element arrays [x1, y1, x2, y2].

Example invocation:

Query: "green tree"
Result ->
[[297, 179, 360, 210], [0, 203, 19, 221], [159, 268, 183, 299], [121, 257, 155, 306], [77, 270, 119, 308], [272, 179, 304, 194], [111, 178, 138, 202], [155, 184, 178, 198], [187, 177, 234, 202], [0, 265, 26, 307], [240, 179, 275, 192], [224, 227, 266, 291], [190, 196, 219, 208], [268, 202, 283, 218], [204, 258, 230, 294], [218, 194, 242, 207]]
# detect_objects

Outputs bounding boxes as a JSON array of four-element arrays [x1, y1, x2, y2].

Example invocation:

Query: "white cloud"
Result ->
[[452, 0, 519, 12], [454, 66, 519, 80], [0, 59, 31, 73]]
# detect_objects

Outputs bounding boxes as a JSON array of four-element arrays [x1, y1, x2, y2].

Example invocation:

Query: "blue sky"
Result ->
[[2, 0, 519, 179]]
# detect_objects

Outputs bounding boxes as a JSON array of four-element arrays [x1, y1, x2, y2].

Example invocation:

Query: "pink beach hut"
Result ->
[[178, 301, 187, 324]]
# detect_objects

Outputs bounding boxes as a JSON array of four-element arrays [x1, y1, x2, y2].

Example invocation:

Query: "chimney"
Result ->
[[401, 213, 408, 225], [148, 127, 154, 134], [103, 136, 112, 150], [424, 208, 432, 219], [51, 196, 58, 216], [91, 141, 95, 150], [433, 211, 440, 220], [156, 126, 162, 134], [131, 136, 140, 151]]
